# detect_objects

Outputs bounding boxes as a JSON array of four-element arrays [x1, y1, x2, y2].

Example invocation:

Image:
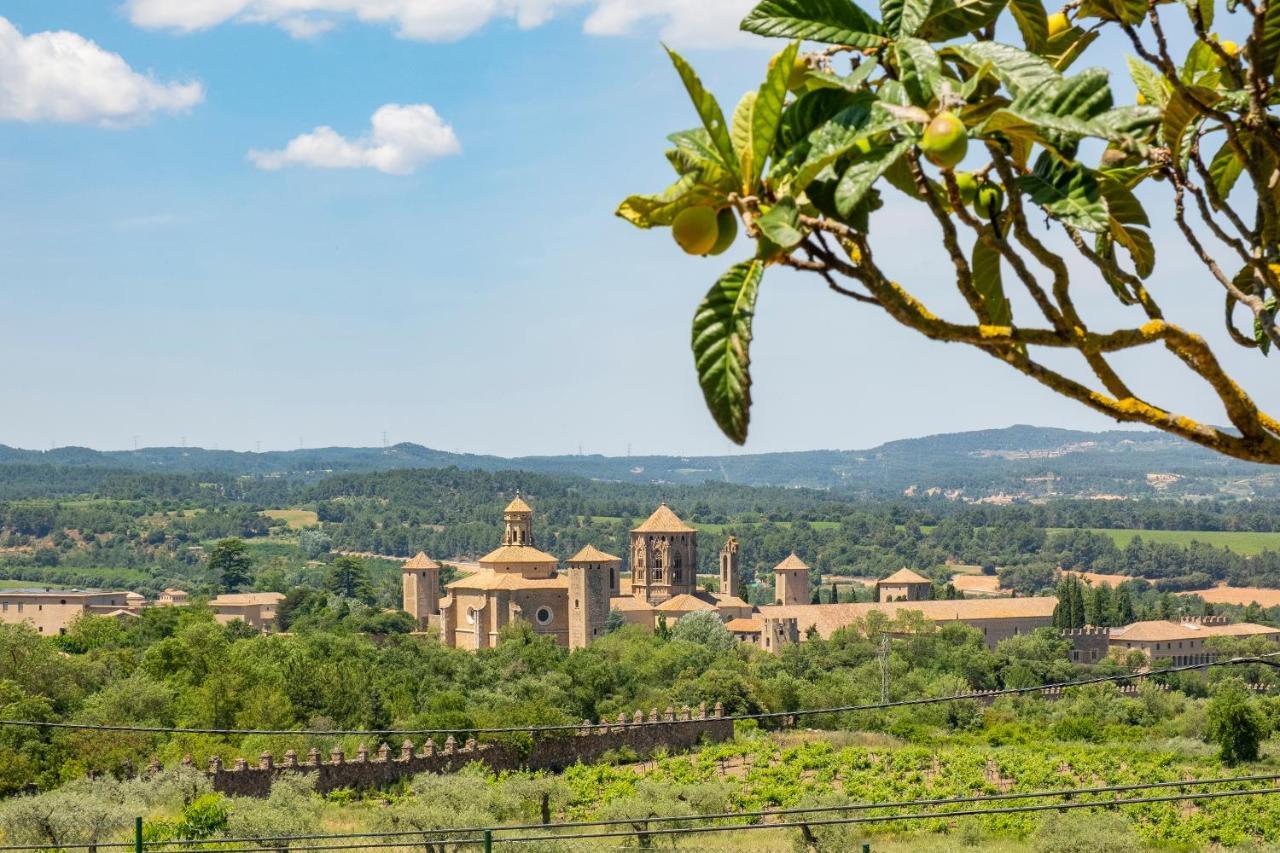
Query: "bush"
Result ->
[[1032, 812, 1139, 853]]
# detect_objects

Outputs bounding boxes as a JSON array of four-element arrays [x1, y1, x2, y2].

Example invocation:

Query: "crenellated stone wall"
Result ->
[[173, 702, 732, 797]]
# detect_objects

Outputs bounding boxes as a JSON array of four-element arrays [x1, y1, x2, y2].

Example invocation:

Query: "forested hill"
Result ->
[[1, 425, 1276, 499]]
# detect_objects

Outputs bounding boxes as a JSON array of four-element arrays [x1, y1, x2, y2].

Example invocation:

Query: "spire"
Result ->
[[502, 492, 534, 546]]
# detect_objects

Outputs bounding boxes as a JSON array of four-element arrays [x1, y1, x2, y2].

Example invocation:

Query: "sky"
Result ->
[[0, 1, 1274, 457]]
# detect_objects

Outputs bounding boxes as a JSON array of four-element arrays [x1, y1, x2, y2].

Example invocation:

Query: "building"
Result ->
[[427, 496, 618, 650], [1109, 616, 1280, 665], [773, 553, 811, 605], [0, 589, 142, 635], [402, 552, 442, 631], [208, 592, 285, 631], [876, 568, 933, 602], [756, 597, 1058, 649], [157, 588, 190, 606]]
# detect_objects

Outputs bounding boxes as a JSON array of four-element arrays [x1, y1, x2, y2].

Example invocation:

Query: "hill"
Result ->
[[0, 425, 1276, 499]]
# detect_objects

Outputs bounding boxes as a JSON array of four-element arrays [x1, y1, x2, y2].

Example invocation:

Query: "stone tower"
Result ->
[[565, 545, 620, 649], [402, 552, 441, 630], [629, 505, 697, 605], [773, 553, 810, 606], [719, 536, 740, 598], [502, 494, 534, 545]]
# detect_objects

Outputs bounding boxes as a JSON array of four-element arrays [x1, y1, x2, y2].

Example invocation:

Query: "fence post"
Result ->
[[862, 844, 871, 853], [134, 816, 143, 853], [483, 829, 492, 853]]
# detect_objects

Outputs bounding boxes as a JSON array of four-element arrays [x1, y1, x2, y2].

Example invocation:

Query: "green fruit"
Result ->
[[954, 172, 978, 206], [921, 111, 968, 170], [671, 206, 719, 255], [976, 184, 1005, 219], [708, 209, 737, 256]]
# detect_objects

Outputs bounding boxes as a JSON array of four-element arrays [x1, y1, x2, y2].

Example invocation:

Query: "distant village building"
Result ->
[[157, 588, 190, 606], [0, 589, 143, 635], [208, 592, 285, 631]]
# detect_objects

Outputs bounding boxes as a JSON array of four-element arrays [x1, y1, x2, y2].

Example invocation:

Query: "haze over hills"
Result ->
[[1, 425, 1277, 499]]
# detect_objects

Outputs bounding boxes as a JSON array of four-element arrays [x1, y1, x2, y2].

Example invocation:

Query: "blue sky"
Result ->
[[0, 2, 1272, 457]]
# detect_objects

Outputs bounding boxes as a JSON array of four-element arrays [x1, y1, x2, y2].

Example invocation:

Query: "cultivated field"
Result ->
[[1049, 527, 1280, 555], [262, 508, 320, 529]]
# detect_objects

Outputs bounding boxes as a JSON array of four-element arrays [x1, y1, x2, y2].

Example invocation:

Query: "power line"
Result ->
[[0, 654, 1274, 738], [1, 783, 1275, 852]]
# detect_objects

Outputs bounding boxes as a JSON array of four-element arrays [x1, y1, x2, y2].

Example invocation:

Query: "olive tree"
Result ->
[[619, 0, 1280, 463]]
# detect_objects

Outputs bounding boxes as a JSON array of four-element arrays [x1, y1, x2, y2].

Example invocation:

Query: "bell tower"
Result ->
[[502, 494, 534, 546], [402, 552, 441, 630], [720, 536, 740, 598]]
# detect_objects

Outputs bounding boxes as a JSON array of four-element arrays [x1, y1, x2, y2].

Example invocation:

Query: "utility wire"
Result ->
[[0, 654, 1275, 738], [1, 773, 1275, 851]]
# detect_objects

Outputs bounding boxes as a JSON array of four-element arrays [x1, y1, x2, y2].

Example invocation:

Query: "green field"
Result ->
[[1049, 527, 1280, 555], [0, 578, 67, 591], [262, 508, 319, 529]]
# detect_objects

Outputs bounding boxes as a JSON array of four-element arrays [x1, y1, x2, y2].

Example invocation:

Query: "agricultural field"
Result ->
[[1048, 528, 1280, 556], [262, 508, 319, 530]]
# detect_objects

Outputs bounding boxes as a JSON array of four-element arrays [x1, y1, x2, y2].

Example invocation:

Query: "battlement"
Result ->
[[1173, 615, 1229, 625], [1061, 626, 1111, 637], [159, 703, 731, 797]]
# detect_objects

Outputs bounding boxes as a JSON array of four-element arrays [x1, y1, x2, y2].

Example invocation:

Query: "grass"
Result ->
[[262, 508, 319, 530], [0, 578, 67, 590], [1049, 527, 1280, 555]]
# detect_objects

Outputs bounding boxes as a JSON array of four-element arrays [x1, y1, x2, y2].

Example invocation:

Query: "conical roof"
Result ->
[[774, 553, 809, 571], [632, 504, 695, 533], [504, 495, 532, 514], [567, 544, 622, 564]]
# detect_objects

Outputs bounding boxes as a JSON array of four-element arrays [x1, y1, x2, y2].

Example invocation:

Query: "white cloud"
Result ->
[[0, 16, 203, 125], [125, 0, 755, 48], [248, 103, 461, 175]]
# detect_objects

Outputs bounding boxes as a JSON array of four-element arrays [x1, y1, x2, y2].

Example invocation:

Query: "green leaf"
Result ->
[[732, 91, 757, 183], [1078, 0, 1146, 25], [692, 260, 765, 445], [881, 0, 931, 36], [752, 41, 799, 189], [1044, 26, 1099, 72], [1097, 174, 1149, 226], [1018, 153, 1109, 232], [1181, 40, 1220, 85], [666, 46, 739, 181], [616, 175, 718, 228], [777, 89, 866, 151], [666, 129, 736, 188], [1259, 0, 1280, 79], [1161, 85, 1218, 162], [789, 100, 891, 191], [1008, 0, 1049, 54], [1126, 55, 1168, 108], [972, 226, 1012, 326], [1207, 139, 1244, 206], [1109, 220, 1155, 278], [1184, 0, 1213, 32], [896, 37, 942, 108], [945, 43, 1059, 97], [741, 0, 885, 47], [920, 0, 1010, 41], [835, 139, 913, 216], [756, 197, 807, 248]]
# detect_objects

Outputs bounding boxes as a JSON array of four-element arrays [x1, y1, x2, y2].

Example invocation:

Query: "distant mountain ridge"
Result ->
[[1, 425, 1275, 499]]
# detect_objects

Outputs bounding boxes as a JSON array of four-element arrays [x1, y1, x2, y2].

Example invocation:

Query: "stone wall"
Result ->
[[186, 703, 732, 797]]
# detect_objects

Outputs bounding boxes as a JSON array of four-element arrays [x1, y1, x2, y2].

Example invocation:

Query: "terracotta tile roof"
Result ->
[[757, 597, 1057, 640], [609, 595, 655, 612], [209, 592, 285, 606], [711, 593, 751, 608], [1112, 620, 1280, 642], [632, 504, 695, 533], [403, 552, 440, 570], [504, 495, 533, 514], [655, 593, 719, 612], [446, 570, 569, 592], [880, 568, 932, 585], [725, 617, 763, 633], [477, 544, 559, 565], [774, 553, 809, 571], [566, 544, 622, 564]]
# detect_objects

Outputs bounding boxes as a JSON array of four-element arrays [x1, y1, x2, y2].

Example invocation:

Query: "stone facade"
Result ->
[[629, 505, 697, 605], [773, 554, 810, 606], [194, 704, 732, 797], [401, 552, 441, 631], [1063, 626, 1110, 664], [719, 536, 741, 599]]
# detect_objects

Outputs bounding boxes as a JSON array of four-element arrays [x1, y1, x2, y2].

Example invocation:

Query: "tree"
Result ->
[[670, 610, 734, 652], [619, 0, 1280, 464], [207, 538, 252, 593], [297, 529, 332, 560], [1205, 678, 1267, 764], [324, 555, 372, 602]]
